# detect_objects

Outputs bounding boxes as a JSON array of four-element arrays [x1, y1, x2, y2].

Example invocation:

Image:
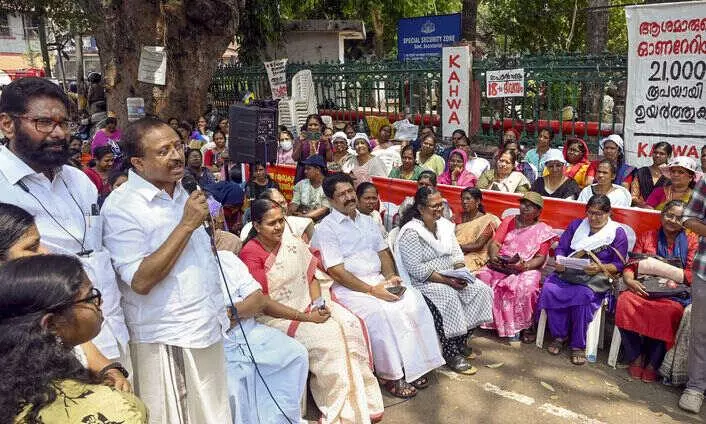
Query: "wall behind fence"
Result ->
[[211, 55, 627, 152]]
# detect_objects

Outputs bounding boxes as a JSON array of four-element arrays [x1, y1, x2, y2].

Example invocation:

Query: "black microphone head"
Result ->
[[181, 173, 198, 194]]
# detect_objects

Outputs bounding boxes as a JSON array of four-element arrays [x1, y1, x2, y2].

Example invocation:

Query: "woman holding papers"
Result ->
[[475, 192, 556, 344], [395, 187, 493, 375], [537, 195, 629, 365]]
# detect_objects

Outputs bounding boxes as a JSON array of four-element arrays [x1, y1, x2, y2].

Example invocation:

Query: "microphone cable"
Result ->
[[186, 177, 297, 424]]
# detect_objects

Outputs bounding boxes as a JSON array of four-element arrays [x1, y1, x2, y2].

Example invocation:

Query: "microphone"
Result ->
[[181, 173, 214, 238]]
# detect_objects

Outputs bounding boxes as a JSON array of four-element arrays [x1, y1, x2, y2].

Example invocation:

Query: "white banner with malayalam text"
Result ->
[[486, 68, 525, 98], [441, 45, 471, 139], [624, 1, 706, 167], [264, 58, 288, 99]]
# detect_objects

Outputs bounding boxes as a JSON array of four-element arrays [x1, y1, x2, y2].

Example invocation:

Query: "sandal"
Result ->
[[521, 329, 536, 344], [570, 349, 586, 366], [411, 375, 430, 390], [380, 378, 417, 399], [447, 354, 478, 375], [547, 338, 565, 355]]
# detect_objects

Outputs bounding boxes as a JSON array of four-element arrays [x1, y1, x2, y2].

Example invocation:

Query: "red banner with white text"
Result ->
[[267, 164, 662, 234]]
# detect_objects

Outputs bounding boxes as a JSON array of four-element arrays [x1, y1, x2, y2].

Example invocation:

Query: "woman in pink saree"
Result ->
[[239, 199, 384, 424], [475, 192, 556, 343]]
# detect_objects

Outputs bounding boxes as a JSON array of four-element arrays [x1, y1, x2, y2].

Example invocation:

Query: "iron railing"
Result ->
[[209, 54, 628, 151]]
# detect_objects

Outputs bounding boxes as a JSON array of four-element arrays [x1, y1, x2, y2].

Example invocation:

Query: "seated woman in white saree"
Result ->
[[394, 187, 494, 375], [239, 199, 384, 423], [218, 250, 309, 424]]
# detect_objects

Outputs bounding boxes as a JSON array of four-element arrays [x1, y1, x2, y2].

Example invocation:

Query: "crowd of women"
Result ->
[[2, 104, 705, 423]]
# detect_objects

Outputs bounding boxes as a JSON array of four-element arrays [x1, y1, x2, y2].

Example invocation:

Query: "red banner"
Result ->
[[267, 164, 662, 234]]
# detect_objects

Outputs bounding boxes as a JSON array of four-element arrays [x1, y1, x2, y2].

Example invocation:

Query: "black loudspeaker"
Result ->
[[228, 101, 278, 164]]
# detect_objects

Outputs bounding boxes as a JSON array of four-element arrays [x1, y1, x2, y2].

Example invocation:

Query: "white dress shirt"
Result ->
[[311, 208, 387, 278], [101, 170, 227, 348], [0, 146, 128, 358], [217, 251, 259, 341]]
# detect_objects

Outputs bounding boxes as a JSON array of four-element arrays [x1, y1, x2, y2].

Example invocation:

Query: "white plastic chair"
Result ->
[[607, 325, 622, 368], [387, 227, 400, 256], [536, 297, 608, 363]]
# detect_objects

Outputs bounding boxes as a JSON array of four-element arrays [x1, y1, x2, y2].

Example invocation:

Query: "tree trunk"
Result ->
[[37, 15, 53, 78], [461, 0, 478, 42], [75, 35, 88, 113], [586, 0, 609, 54], [77, 0, 242, 126], [371, 7, 384, 58], [583, 0, 609, 122]]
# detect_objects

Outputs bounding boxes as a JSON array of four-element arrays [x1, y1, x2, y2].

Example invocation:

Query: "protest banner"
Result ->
[[486, 68, 525, 98], [137, 46, 167, 85], [624, 1, 706, 167], [267, 164, 661, 235], [264, 59, 289, 99], [397, 14, 462, 61], [442, 45, 471, 139]]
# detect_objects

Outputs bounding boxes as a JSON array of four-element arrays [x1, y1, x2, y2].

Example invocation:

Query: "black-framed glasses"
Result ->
[[70, 287, 102, 308], [13, 115, 77, 134]]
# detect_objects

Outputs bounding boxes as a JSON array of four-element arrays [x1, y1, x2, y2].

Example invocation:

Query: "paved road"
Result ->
[[375, 330, 705, 424]]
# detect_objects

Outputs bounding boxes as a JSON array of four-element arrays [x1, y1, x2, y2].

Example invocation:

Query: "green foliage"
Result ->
[[0, 0, 93, 34], [280, 0, 462, 56], [237, 0, 282, 65], [477, 0, 642, 55]]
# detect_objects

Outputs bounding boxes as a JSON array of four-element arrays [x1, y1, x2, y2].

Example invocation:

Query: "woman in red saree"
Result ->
[[615, 200, 698, 383]]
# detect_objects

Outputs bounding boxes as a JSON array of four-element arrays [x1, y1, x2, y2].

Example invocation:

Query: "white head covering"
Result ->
[[331, 131, 348, 142], [599, 134, 624, 152], [542, 148, 566, 165], [351, 133, 371, 149], [667, 156, 697, 173]]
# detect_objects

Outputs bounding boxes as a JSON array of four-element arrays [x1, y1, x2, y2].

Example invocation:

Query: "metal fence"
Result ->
[[209, 54, 627, 151]]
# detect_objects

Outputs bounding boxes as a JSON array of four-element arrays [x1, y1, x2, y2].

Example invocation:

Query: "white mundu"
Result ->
[[311, 208, 445, 382], [217, 250, 308, 424], [0, 146, 130, 364], [102, 170, 230, 424]]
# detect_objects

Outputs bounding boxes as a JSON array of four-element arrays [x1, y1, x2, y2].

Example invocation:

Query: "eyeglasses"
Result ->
[[425, 202, 444, 210], [46, 287, 102, 312], [663, 212, 683, 221], [71, 287, 102, 307], [13, 115, 77, 134], [586, 210, 608, 218]]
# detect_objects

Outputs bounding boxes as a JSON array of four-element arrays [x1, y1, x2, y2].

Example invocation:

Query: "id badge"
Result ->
[[84, 214, 103, 252]]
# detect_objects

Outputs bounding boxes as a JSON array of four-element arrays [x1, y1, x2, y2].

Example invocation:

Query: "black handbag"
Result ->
[[557, 247, 624, 293], [639, 275, 690, 299], [487, 254, 522, 275]]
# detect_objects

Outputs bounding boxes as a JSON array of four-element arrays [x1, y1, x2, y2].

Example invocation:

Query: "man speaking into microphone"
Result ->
[[101, 117, 231, 423]]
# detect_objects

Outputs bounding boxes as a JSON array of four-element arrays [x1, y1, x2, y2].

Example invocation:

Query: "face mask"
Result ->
[[279, 140, 293, 151], [80, 118, 89, 125]]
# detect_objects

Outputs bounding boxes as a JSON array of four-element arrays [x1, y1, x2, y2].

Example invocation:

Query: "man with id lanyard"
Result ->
[[0, 78, 131, 389]]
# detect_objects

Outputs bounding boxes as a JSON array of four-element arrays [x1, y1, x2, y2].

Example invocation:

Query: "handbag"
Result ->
[[487, 253, 522, 275], [626, 253, 690, 299], [639, 275, 691, 299], [558, 247, 624, 293]]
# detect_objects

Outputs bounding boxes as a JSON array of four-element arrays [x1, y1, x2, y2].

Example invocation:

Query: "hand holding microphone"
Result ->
[[180, 174, 211, 234]]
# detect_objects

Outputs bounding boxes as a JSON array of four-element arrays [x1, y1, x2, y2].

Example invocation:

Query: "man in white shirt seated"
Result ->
[[0, 77, 130, 388], [217, 250, 309, 424], [101, 117, 231, 423], [311, 172, 444, 399], [240, 187, 314, 242]]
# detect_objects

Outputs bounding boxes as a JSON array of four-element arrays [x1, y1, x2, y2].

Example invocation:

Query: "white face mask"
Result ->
[[279, 140, 293, 151], [80, 118, 90, 125]]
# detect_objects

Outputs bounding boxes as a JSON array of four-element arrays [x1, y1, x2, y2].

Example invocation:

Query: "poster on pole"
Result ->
[[624, 1, 706, 167], [441, 45, 472, 139], [137, 46, 167, 85], [486, 68, 525, 98], [264, 59, 288, 99]]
